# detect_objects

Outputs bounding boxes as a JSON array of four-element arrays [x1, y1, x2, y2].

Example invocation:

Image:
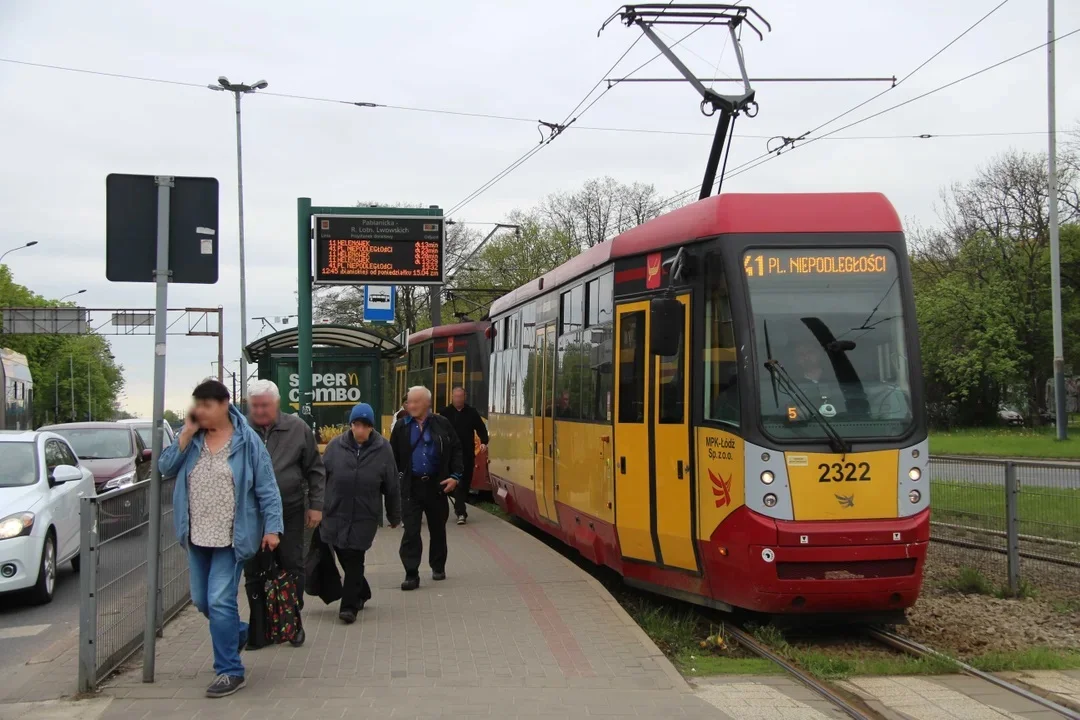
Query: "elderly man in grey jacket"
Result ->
[[245, 379, 326, 645]]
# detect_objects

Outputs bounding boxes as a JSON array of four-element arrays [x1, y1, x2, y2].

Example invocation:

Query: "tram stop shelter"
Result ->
[[244, 324, 401, 429]]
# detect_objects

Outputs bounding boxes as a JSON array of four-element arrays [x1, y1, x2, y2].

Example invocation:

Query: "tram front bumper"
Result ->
[[705, 506, 930, 613]]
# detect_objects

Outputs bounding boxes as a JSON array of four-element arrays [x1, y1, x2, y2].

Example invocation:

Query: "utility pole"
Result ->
[[69, 355, 75, 422], [1047, 0, 1067, 440], [218, 306, 225, 384], [209, 76, 268, 411]]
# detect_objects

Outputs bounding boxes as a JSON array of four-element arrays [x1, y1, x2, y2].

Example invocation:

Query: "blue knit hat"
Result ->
[[348, 402, 375, 426]]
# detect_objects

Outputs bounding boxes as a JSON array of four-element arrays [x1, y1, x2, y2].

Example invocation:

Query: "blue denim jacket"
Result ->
[[160, 405, 284, 562]]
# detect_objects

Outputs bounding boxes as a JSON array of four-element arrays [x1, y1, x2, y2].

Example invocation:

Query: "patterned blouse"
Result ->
[[187, 437, 235, 548]]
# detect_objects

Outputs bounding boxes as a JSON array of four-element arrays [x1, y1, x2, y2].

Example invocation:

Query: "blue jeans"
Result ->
[[188, 544, 247, 678]]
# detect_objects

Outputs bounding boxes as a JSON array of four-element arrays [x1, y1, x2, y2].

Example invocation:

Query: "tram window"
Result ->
[[704, 259, 740, 426], [598, 272, 613, 325], [587, 278, 600, 327], [555, 333, 582, 420], [658, 328, 686, 425], [520, 306, 536, 416], [618, 312, 646, 423]]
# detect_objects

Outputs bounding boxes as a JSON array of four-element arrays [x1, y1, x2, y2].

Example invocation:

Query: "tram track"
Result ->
[[864, 628, 1080, 719], [722, 623, 879, 720]]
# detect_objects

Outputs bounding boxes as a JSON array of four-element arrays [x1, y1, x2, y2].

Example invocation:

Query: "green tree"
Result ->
[[162, 409, 182, 425], [0, 266, 124, 425]]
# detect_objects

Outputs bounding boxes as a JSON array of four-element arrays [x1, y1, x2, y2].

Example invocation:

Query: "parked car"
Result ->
[[38, 422, 151, 494], [117, 418, 175, 450], [998, 405, 1024, 426], [0, 430, 95, 603]]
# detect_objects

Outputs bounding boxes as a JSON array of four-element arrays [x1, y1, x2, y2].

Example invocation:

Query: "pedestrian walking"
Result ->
[[159, 379, 283, 699], [439, 386, 489, 525], [390, 386, 463, 590], [244, 379, 325, 647], [320, 403, 401, 623]]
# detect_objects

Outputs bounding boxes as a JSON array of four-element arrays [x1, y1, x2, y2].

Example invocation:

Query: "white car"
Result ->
[[117, 418, 176, 449], [0, 431, 96, 604]]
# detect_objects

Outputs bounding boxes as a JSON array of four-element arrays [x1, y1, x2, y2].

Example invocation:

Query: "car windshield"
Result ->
[[743, 247, 914, 441], [50, 428, 133, 459], [0, 443, 38, 487]]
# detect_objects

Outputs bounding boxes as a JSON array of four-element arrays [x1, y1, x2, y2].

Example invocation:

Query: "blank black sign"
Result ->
[[106, 174, 220, 284]]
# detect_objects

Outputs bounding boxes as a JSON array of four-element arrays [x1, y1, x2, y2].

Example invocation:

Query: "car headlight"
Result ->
[[104, 471, 137, 490], [0, 512, 35, 540]]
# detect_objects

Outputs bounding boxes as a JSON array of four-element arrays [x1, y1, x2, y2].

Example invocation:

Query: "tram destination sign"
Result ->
[[743, 249, 891, 278], [314, 214, 444, 286]]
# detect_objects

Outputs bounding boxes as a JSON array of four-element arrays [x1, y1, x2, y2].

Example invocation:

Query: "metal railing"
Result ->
[[929, 456, 1080, 597], [78, 478, 188, 692]]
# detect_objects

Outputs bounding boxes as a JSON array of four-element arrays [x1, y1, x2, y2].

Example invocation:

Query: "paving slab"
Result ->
[[841, 675, 1068, 719]]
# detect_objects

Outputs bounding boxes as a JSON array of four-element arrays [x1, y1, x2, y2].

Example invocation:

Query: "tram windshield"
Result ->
[[742, 247, 914, 441]]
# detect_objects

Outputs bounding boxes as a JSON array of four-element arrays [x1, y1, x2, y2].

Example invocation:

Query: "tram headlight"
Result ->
[[763, 493, 778, 508], [908, 467, 922, 481], [912, 449, 921, 459], [760, 471, 775, 485], [908, 490, 922, 504], [760, 452, 770, 462]]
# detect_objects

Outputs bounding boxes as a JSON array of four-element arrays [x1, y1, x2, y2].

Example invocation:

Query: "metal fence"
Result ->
[[929, 456, 1080, 598], [78, 478, 188, 692]]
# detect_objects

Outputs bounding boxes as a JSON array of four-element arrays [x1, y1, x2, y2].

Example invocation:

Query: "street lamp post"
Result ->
[[59, 289, 86, 303], [209, 76, 267, 411], [0, 241, 38, 264]]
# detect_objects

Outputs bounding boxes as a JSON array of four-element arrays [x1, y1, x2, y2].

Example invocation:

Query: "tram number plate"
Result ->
[[817, 462, 871, 483]]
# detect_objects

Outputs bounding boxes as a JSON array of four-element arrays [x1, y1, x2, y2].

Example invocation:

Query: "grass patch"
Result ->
[[930, 427, 1079, 459], [969, 647, 1080, 673], [675, 651, 779, 676], [931, 480, 1080, 544], [474, 500, 511, 521], [940, 567, 994, 596]]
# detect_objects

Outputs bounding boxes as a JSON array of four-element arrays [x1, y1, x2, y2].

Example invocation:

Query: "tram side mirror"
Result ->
[[650, 297, 684, 357]]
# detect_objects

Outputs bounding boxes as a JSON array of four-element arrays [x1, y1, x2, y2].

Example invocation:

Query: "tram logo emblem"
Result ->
[[709, 470, 732, 508], [835, 494, 855, 508], [646, 253, 662, 289]]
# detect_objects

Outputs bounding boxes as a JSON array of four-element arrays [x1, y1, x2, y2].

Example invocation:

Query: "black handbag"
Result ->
[[304, 525, 342, 604], [245, 550, 273, 649]]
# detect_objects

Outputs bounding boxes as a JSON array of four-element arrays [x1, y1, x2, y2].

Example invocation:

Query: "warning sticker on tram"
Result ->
[[315, 214, 444, 285], [743, 251, 889, 278]]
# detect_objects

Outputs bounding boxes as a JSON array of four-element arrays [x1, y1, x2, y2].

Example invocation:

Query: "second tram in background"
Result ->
[[484, 192, 927, 617], [381, 322, 492, 493]]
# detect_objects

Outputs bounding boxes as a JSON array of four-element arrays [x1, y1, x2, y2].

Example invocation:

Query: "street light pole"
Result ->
[[0, 241, 38, 265], [59, 289, 86, 303], [1047, 0, 1067, 440], [209, 76, 267, 411]]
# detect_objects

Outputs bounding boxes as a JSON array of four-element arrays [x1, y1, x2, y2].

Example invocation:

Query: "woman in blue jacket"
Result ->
[[159, 379, 283, 699]]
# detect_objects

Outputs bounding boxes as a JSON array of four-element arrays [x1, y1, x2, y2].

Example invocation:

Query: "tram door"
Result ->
[[532, 323, 558, 522], [433, 355, 466, 409], [614, 296, 696, 570]]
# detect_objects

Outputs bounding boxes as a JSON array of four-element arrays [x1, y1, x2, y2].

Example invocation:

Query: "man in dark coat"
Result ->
[[439, 386, 489, 525], [320, 403, 401, 624], [246, 379, 325, 646], [390, 386, 463, 591]]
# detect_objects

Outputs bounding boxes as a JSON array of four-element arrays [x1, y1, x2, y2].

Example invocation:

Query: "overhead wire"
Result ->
[[650, 0, 1051, 213]]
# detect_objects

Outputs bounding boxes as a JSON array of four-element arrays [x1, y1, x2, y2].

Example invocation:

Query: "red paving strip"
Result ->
[[466, 525, 596, 678]]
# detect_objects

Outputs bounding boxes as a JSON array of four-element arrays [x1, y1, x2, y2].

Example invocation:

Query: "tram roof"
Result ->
[[489, 192, 902, 317], [243, 324, 402, 363], [407, 320, 490, 345]]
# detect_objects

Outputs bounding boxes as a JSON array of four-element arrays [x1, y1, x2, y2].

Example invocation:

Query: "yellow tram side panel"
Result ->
[[381, 415, 393, 438], [487, 413, 535, 489], [553, 420, 614, 524], [695, 427, 746, 542]]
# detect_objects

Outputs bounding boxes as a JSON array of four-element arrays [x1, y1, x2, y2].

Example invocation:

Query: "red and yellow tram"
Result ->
[[484, 192, 928, 616], [381, 321, 493, 493]]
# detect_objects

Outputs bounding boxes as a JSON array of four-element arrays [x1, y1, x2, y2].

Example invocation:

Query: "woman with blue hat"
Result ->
[[319, 402, 401, 623]]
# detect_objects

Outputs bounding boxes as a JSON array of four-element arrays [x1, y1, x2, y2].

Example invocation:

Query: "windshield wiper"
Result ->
[[762, 359, 851, 456]]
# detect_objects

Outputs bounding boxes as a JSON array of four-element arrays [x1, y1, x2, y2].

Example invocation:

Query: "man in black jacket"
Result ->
[[440, 386, 489, 525], [389, 386, 464, 591]]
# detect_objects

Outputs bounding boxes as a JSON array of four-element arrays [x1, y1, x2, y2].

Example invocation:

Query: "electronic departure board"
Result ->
[[743, 250, 890, 278], [314, 214, 444, 285]]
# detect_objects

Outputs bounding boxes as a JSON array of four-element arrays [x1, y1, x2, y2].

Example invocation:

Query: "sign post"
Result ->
[[106, 173, 218, 683], [296, 202, 443, 429]]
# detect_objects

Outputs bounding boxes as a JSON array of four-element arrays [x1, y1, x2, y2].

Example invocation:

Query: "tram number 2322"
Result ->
[[818, 462, 872, 483]]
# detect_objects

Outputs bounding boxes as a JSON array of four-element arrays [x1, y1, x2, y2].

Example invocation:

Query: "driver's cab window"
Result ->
[[704, 254, 739, 426]]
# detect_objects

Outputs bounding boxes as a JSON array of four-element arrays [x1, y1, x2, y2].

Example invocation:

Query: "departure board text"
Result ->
[[315, 214, 444, 285]]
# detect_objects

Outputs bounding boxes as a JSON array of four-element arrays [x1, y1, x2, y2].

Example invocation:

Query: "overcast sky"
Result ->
[[1, 0, 1077, 416]]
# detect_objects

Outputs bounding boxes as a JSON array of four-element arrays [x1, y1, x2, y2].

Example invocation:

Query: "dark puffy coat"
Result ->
[[389, 413, 464, 500], [319, 430, 402, 551]]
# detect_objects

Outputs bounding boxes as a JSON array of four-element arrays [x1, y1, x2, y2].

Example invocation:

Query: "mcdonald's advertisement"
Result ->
[[272, 358, 376, 428]]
